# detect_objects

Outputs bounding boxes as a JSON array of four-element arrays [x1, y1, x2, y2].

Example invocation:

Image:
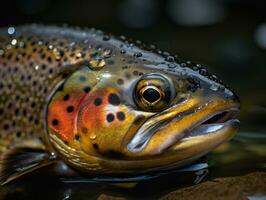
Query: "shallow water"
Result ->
[[1, 125, 265, 200]]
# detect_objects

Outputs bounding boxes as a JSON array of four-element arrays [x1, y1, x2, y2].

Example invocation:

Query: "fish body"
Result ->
[[0, 25, 240, 184]]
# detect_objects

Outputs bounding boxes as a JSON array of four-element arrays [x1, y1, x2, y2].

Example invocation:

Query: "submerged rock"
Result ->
[[161, 172, 266, 200]]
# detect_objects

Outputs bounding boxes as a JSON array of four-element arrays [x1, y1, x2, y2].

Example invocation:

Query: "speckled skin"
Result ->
[[0, 25, 239, 177], [0, 25, 197, 152], [0, 25, 102, 153]]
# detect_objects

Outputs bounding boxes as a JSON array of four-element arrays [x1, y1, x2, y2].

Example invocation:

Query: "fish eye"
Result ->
[[134, 74, 174, 111]]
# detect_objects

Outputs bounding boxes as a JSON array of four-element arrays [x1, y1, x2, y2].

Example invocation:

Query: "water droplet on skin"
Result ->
[[70, 42, 75, 47], [134, 52, 142, 57], [75, 52, 82, 58], [199, 68, 208, 76], [210, 84, 219, 91], [89, 59, 106, 70], [163, 51, 170, 57], [11, 39, 17, 45], [103, 35, 110, 41], [53, 48, 63, 60], [180, 63, 187, 67], [6, 44, 11, 50], [103, 48, 113, 58], [136, 40, 142, 45], [120, 35, 126, 40], [19, 42, 25, 48], [90, 133, 97, 140], [7, 27, 15, 35], [120, 49, 126, 54], [0, 49, 4, 56], [35, 65, 39, 70], [165, 56, 175, 62]]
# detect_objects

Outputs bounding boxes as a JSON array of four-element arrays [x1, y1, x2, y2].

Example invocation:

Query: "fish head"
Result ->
[[46, 54, 240, 173]]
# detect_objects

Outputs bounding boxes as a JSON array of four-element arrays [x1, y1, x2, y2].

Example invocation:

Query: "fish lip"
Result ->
[[181, 108, 240, 140], [127, 103, 240, 154], [182, 118, 240, 140]]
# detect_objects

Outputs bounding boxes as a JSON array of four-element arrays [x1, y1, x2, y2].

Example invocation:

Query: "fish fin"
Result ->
[[0, 147, 57, 185]]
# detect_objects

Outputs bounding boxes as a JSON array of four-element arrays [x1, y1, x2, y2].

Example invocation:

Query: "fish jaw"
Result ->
[[125, 94, 240, 159]]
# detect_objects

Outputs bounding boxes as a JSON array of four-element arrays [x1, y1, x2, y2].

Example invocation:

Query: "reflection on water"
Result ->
[[1, 127, 265, 200]]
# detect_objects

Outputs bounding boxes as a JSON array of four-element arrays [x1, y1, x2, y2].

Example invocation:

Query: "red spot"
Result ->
[[47, 91, 87, 141]]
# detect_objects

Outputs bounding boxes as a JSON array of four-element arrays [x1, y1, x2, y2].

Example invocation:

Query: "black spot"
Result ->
[[0, 109, 3, 115], [7, 103, 12, 109], [94, 98, 102, 106], [106, 113, 115, 122], [41, 64, 47, 70], [93, 143, 99, 150], [75, 134, 80, 141], [117, 112, 125, 121], [81, 127, 88, 134], [67, 106, 74, 113], [79, 76, 86, 82], [14, 108, 20, 115], [47, 56, 52, 63], [12, 121, 16, 127], [3, 124, 9, 130], [108, 93, 120, 105], [133, 70, 139, 76], [16, 132, 21, 138], [34, 118, 39, 125], [117, 79, 124, 85], [52, 119, 59, 126], [31, 102, 36, 108], [40, 54, 46, 59], [83, 86, 91, 93], [63, 94, 70, 101]]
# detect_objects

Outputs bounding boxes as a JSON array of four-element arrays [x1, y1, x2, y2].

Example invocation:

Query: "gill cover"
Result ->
[[46, 65, 153, 165]]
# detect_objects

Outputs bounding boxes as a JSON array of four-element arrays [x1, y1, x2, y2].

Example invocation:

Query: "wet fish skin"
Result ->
[[0, 25, 240, 184]]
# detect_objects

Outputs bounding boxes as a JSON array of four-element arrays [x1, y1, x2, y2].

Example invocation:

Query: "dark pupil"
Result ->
[[142, 88, 161, 103]]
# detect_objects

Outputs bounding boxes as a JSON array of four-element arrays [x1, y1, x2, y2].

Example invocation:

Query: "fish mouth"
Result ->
[[184, 110, 239, 138], [126, 98, 240, 158]]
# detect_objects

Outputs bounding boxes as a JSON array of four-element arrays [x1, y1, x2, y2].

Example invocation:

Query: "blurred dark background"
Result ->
[[0, 0, 266, 129]]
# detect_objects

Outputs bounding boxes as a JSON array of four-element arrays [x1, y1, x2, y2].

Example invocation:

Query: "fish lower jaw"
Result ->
[[181, 109, 240, 140], [180, 119, 240, 141]]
